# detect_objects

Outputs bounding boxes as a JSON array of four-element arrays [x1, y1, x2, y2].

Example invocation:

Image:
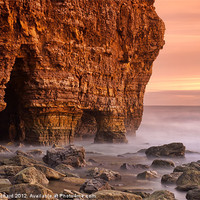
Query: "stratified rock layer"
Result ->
[[0, 0, 165, 144]]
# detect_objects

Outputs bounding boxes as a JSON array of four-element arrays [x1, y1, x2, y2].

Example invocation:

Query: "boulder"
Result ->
[[137, 171, 158, 180], [0, 145, 11, 153], [129, 192, 150, 199], [80, 178, 112, 194], [145, 190, 176, 200], [120, 163, 133, 170], [27, 149, 44, 157], [145, 143, 185, 157], [54, 164, 75, 175], [62, 172, 80, 178], [174, 162, 200, 172], [161, 172, 183, 184], [186, 189, 200, 200], [176, 170, 200, 191], [0, 179, 12, 188], [9, 183, 55, 200], [43, 145, 86, 168], [15, 150, 33, 158], [151, 159, 175, 168], [61, 177, 86, 185], [13, 167, 49, 185], [94, 190, 142, 200], [34, 164, 65, 180], [176, 185, 199, 192], [87, 167, 121, 181], [1, 155, 40, 167], [120, 163, 149, 171], [0, 165, 23, 176]]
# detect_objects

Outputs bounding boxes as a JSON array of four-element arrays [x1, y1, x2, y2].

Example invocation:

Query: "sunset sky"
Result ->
[[145, 0, 200, 105]]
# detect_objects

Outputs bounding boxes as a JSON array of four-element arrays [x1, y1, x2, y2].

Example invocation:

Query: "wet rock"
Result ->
[[120, 163, 133, 170], [137, 171, 158, 180], [151, 159, 175, 169], [1, 155, 40, 167], [124, 191, 150, 198], [13, 167, 49, 185], [55, 164, 75, 173], [120, 163, 149, 171], [43, 145, 86, 168], [0, 165, 23, 176], [145, 190, 175, 200], [176, 185, 199, 192], [0, 186, 11, 194], [174, 162, 200, 172], [186, 189, 200, 200], [15, 150, 33, 158], [27, 149, 44, 157], [9, 184, 55, 200], [145, 143, 185, 157], [54, 164, 79, 177], [161, 172, 183, 184], [137, 149, 147, 154], [0, 145, 11, 153], [63, 189, 80, 195], [176, 170, 200, 191], [34, 164, 65, 180], [80, 178, 112, 194], [87, 167, 121, 181], [0, 193, 8, 200], [65, 172, 80, 178], [186, 150, 200, 154], [94, 190, 142, 200], [0, 179, 12, 188], [61, 189, 82, 199], [61, 177, 86, 185]]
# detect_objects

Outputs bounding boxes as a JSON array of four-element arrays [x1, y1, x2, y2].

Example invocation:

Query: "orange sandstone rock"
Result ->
[[0, 0, 165, 144]]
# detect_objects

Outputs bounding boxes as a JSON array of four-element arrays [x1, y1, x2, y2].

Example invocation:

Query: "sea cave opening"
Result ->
[[74, 111, 98, 140], [0, 58, 27, 143]]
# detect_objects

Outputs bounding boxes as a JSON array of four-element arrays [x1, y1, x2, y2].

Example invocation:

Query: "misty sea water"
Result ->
[[80, 106, 200, 156], [139, 106, 200, 153], [76, 106, 200, 199]]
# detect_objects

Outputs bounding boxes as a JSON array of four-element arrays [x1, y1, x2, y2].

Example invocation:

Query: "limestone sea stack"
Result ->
[[0, 0, 165, 145]]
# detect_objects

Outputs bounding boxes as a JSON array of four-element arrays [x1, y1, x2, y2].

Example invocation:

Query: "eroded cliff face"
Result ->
[[0, 0, 165, 145]]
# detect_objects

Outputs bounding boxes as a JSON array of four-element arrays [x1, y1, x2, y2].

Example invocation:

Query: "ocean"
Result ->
[[79, 106, 200, 156], [76, 106, 200, 199]]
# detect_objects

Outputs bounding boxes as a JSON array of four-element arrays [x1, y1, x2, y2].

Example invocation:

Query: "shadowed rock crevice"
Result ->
[[0, 57, 28, 142], [0, 0, 165, 145], [75, 111, 97, 139]]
